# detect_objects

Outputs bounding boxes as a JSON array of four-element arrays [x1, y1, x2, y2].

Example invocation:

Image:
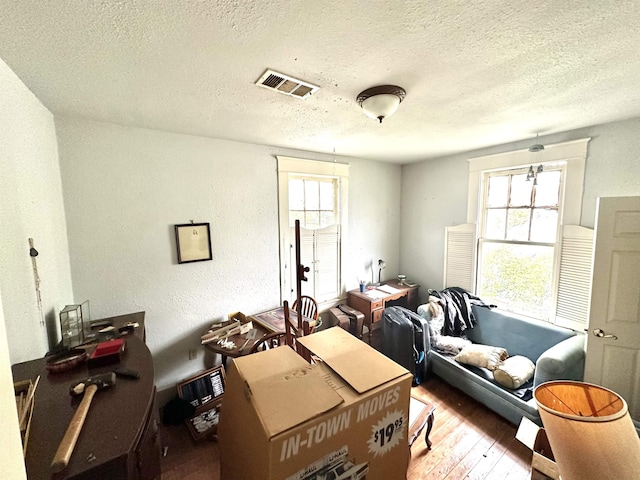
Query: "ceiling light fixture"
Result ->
[[529, 133, 545, 152], [526, 164, 544, 185], [356, 85, 406, 123]]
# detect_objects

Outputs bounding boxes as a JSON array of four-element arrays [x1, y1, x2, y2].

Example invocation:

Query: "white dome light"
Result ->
[[356, 85, 406, 123]]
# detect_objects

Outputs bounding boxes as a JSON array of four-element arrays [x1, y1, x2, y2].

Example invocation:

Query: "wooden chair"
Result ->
[[249, 331, 287, 354], [285, 300, 313, 362], [292, 295, 319, 332], [249, 301, 312, 362]]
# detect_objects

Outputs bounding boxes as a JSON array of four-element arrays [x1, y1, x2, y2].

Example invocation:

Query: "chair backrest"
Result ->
[[247, 301, 313, 361], [285, 300, 313, 362], [293, 295, 319, 321], [249, 331, 287, 354]]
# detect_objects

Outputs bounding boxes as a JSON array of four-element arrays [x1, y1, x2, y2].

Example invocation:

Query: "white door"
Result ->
[[584, 196, 640, 421]]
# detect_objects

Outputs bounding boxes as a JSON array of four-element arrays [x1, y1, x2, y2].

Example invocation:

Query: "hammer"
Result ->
[[51, 372, 116, 473]]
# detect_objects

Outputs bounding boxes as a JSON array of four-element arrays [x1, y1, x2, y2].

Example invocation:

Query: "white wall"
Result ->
[[0, 57, 69, 480], [580, 118, 640, 227], [344, 158, 402, 285], [399, 153, 469, 297], [0, 60, 73, 364], [0, 54, 400, 467], [400, 117, 640, 299], [55, 117, 402, 392]]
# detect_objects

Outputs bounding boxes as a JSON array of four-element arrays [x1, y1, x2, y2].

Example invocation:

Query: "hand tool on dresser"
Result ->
[[50, 372, 116, 473]]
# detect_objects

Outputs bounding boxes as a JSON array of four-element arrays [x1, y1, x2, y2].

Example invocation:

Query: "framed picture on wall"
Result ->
[[175, 223, 212, 264]]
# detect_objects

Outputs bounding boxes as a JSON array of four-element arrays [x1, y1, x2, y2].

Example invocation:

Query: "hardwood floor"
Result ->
[[407, 377, 531, 480], [160, 376, 532, 480]]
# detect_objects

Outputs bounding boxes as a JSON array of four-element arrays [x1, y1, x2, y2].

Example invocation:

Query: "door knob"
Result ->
[[593, 328, 618, 340]]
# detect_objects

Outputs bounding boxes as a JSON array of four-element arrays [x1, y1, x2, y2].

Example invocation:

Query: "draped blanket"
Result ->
[[428, 287, 491, 337]]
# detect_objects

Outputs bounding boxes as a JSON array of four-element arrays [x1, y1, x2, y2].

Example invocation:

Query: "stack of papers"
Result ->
[[377, 284, 401, 295], [364, 289, 388, 299]]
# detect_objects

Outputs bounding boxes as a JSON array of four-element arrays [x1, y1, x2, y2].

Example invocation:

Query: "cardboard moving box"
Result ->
[[218, 327, 413, 480], [515, 416, 560, 480]]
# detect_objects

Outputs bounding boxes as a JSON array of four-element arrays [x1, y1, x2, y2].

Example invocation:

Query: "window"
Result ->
[[446, 138, 593, 328], [289, 176, 340, 301], [288, 176, 337, 229], [478, 166, 563, 320], [277, 157, 349, 305]]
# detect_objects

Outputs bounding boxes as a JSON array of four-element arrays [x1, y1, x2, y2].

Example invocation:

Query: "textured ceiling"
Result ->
[[2, 1, 640, 163]]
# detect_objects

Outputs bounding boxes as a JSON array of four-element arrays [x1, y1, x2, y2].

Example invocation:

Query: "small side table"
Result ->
[[408, 395, 436, 449], [202, 308, 313, 365], [203, 322, 272, 366]]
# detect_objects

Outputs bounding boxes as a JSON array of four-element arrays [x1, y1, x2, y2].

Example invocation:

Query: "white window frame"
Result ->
[[463, 138, 591, 328], [477, 164, 565, 321], [277, 156, 349, 306], [468, 139, 589, 227]]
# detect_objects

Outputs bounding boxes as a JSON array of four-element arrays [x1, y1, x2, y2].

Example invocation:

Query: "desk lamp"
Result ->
[[534, 380, 640, 480], [378, 259, 386, 284]]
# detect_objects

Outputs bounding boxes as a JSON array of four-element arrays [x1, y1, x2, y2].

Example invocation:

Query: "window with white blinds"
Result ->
[[554, 225, 594, 330], [444, 138, 593, 327], [277, 156, 349, 305], [444, 223, 476, 293], [295, 225, 340, 301], [445, 222, 593, 328]]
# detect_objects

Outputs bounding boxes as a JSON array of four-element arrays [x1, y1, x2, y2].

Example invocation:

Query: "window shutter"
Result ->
[[314, 225, 340, 302], [555, 225, 594, 330], [291, 225, 340, 302], [295, 227, 315, 297], [444, 223, 477, 292]]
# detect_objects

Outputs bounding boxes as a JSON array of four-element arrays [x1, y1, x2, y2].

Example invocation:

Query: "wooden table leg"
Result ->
[[424, 410, 435, 449], [408, 397, 436, 450]]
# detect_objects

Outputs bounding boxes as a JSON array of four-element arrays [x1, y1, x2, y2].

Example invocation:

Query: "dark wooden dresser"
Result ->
[[12, 311, 161, 480]]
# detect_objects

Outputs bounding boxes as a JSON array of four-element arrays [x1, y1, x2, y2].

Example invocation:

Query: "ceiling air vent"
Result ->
[[255, 69, 319, 99]]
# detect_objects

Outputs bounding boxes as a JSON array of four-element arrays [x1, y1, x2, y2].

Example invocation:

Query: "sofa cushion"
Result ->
[[454, 344, 508, 370], [493, 355, 535, 389], [434, 335, 471, 355]]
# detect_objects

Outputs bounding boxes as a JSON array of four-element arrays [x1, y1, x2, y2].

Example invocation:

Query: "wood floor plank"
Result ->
[[484, 437, 532, 480], [464, 421, 524, 480], [422, 406, 489, 479], [441, 412, 513, 479], [408, 385, 479, 478], [501, 438, 533, 480]]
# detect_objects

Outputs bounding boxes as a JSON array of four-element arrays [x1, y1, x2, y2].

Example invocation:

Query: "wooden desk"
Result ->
[[347, 280, 419, 343], [12, 312, 161, 480]]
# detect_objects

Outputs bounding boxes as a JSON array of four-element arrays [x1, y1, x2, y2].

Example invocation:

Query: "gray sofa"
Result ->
[[417, 304, 586, 426]]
